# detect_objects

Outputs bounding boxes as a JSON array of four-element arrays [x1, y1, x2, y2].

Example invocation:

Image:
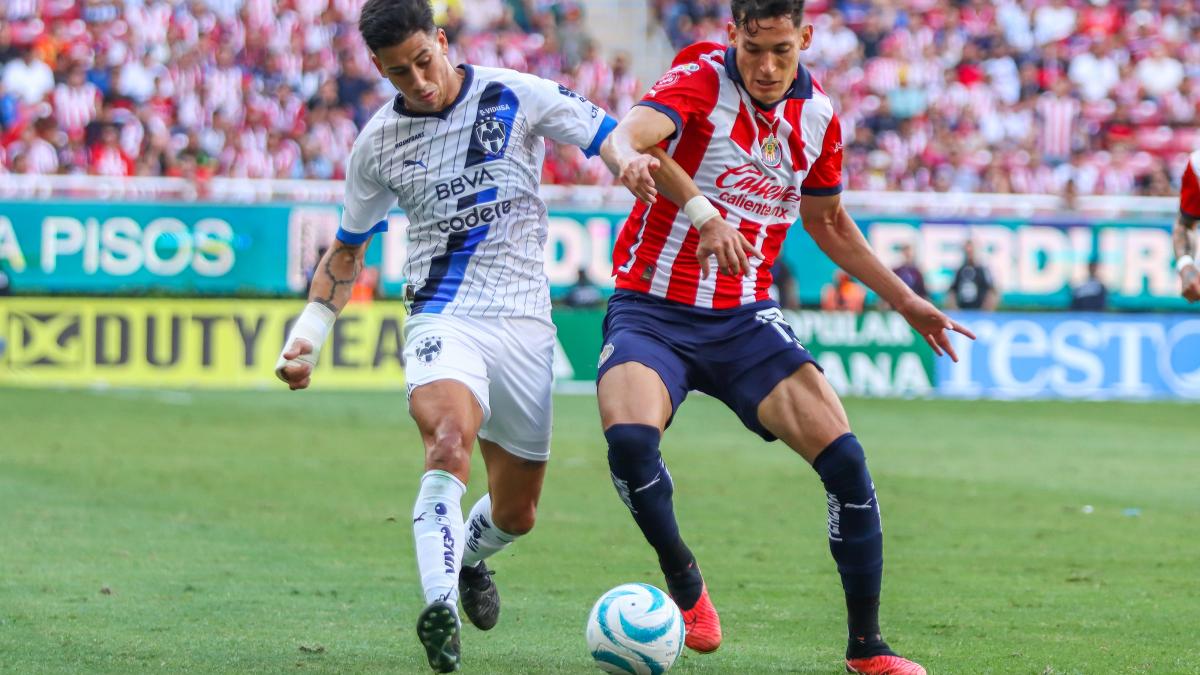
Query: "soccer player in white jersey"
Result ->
[[595, 1, 973, 673], [273, 0, 616, 671]]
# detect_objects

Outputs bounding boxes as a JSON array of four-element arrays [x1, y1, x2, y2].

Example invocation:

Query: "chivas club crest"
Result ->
[[760, 134, 782, 168]]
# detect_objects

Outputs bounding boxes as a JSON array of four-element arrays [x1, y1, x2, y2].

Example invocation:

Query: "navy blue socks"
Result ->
[[605, 424, 701, 607], [812, 432, 887, 651]]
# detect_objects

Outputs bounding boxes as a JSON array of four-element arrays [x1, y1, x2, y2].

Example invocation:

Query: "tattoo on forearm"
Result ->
[[313, 243, 361, 309], [1175, 215, 1198, 259]]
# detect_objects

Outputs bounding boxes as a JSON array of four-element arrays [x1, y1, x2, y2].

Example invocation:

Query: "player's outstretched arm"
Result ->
[[800, 193, 975, 360], [1173, 213, 1200, 302], [600, 107, 761, 277], [275, 237, 372, 390]]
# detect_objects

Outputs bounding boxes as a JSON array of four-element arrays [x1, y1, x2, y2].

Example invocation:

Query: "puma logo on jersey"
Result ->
[[403, 158, 427, 169]]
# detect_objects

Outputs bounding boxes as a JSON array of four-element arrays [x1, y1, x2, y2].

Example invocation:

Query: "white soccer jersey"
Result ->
[[338, 64, 616, 318]]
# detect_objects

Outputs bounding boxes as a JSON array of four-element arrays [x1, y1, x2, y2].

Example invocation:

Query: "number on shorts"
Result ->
[[755, 308, 804, 349]]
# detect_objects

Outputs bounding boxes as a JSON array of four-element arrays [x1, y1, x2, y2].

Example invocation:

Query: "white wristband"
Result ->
[[1178, 255, 1196, 273], [275, 302, 336, 381], [683, 195, 720, 228]]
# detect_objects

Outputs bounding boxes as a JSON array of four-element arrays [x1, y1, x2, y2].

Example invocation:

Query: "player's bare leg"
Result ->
[[409, 380, 483, 673], [598, 362, 721, 653], [457, 440, 547, 631], [759, 365, 925, 675]]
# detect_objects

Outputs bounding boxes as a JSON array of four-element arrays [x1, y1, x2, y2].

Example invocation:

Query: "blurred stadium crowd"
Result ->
[[658, 0, 1200, 197], [0, 0, 631, 182], [2, 0, 1198, 197]]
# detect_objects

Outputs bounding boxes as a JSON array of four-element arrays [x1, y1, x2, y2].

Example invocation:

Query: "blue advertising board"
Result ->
[[939, 311, 1200, 400], [786, 216, 1193, 310], [0, 201, 293, 294], [1, 200, 1193, 310]]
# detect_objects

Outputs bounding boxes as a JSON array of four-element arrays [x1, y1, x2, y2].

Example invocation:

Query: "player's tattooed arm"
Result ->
[[308, 239, 368, 315]]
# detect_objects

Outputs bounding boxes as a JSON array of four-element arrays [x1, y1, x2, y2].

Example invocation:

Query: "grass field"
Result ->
[[1, 388, 1198, 674]]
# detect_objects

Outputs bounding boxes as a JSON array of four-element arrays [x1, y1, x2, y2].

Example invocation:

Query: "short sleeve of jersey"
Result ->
[[636, 60, 720, 140], [524, 75, 616, 158], [802, 112, 843, 196], [338, 133, 394, 244], [1181, 159, 1200, 219]]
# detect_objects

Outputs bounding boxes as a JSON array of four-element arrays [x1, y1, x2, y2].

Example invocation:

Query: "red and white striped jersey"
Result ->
[[1036, 93, 1079, 159], [1181, 151, 1200, 218], [612, 42, 843, 309], [270, 138, 302, 178], [52, 82, 101, 136], [26, 138, 60, 175], [91, 145, 134, 176]]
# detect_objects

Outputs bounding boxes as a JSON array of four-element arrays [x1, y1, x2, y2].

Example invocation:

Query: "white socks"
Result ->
[[412, 470, 466, 605], [461, 493, 519, 568]]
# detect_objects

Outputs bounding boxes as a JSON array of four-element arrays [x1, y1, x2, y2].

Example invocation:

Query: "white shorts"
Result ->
[[403, 313, 556, 462]]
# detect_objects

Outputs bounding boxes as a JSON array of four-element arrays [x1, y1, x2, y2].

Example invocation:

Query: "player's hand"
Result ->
[[619, 154, 661, 205], [895, 296, 976, 362], [696, 216, 764, 279], [1181, 265, 1200, 303], [276, 338, 315, 391]]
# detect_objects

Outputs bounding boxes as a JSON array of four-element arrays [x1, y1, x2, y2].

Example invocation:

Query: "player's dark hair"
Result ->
[[730, 0, 806, 32], [358, 0, 435, 52]]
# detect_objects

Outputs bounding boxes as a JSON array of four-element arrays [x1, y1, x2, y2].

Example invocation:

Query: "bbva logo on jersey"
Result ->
[[474, 118, 509, 156]]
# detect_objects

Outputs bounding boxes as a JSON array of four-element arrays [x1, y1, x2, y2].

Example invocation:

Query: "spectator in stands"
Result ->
[[1070, 260, 1108, 311], [769, 259, 800, 311], [1034, 0, 1077, 46], [821, 270, 866, 314], [947, 241, 998, 311], [891, 244, 928, 301], [2, 47, 53, 105], [563, 268, 604, 308], [91, 123, 134, 176], [1069, 39, 1120, 103], [1136, 42, 1185, 100]]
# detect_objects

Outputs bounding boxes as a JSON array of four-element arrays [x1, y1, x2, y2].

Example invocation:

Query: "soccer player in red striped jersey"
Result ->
[[596, 2, 973, 673], [1175, 151, 1200, 302]]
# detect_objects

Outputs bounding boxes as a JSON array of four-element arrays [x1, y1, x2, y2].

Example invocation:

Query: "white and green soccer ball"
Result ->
[[586, 583, 685, 674]]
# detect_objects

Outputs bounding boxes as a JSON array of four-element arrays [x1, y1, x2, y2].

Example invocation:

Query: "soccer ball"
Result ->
[[585, 583, 685, 674]]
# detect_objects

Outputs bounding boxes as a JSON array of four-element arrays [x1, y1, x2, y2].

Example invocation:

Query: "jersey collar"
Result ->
[[393, 64, 475, 120], [723, 46, 813, 110]]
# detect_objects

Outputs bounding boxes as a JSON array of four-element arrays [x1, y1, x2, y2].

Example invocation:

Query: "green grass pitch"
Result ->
[[1, 388, 1198, 673]]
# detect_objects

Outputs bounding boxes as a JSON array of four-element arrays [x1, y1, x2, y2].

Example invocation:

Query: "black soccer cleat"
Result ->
[[416, 600, 461, 673], [458, 561, 500, 631]]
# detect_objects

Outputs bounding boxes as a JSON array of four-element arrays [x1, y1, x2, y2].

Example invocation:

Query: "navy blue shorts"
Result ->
[[597, 290, 821, 441]]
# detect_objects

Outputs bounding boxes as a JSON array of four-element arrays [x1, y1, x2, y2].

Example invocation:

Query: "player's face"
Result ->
[[727, 16, 813, 104], [371, 28, 458, 113]]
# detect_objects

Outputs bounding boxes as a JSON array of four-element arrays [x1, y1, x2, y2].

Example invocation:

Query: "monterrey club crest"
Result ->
[[415, 336, 443, 364], [474, 118, 508, 156], [760, 134, 782, 168]]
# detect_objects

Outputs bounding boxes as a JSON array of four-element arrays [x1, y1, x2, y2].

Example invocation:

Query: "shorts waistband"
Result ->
[[609, 290, 782, 317]]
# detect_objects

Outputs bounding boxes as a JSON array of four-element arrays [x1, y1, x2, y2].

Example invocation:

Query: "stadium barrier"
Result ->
[[2, 198, 1194, 310], [2, 299, 1197, 399]]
